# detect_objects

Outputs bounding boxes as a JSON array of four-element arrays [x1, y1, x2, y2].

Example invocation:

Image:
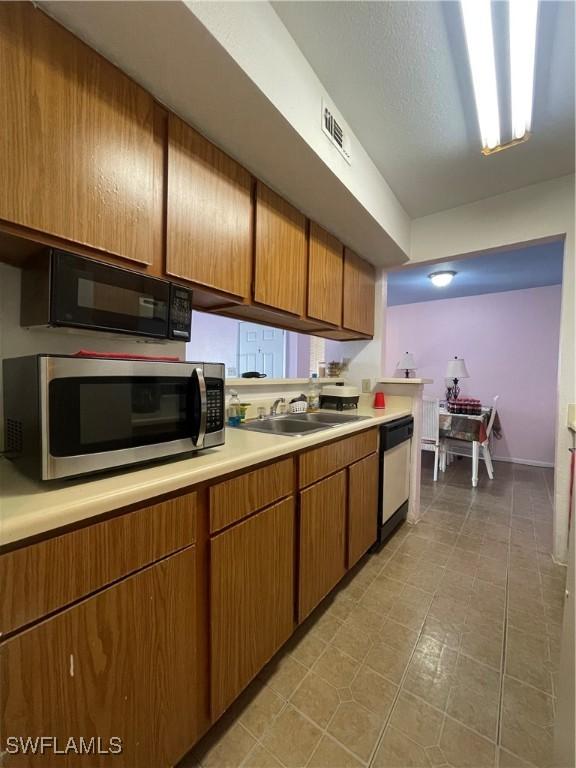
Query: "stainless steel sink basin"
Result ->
[[288, 412, 369, 425], [235, 411, 369, 437], [236, 416, 331, 436]]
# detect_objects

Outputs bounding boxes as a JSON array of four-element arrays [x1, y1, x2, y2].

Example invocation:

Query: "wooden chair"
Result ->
[[421, 396, 441, 482], [441, 396, 499, 487]]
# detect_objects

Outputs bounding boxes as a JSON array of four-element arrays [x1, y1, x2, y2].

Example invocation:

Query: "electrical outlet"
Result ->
[[361, 379, 371, 393]]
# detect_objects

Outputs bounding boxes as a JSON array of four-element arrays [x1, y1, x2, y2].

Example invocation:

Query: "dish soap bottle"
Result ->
[[308, 373, 321, 412], [228, 390, 241, 426]]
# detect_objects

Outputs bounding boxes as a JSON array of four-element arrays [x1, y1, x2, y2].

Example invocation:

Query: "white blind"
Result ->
[[309, 336, 326, 377]]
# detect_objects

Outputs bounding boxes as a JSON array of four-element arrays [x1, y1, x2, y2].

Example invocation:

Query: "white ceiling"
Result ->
[[273, 1, 575, 217]]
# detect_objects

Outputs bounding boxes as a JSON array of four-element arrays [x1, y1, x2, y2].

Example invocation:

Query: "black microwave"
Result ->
[[21, 249, 193, 341]]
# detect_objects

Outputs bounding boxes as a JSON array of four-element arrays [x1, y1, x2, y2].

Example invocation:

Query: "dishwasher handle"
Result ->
[[380, 416, 414, 451]]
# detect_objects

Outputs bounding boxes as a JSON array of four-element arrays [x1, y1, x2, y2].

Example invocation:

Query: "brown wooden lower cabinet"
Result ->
[[298, 471, 347, 621], [348, 453, 379, 568], [210, 497, 295, 719], [0, 547, 197, 768], [0, 428, 387, 765]]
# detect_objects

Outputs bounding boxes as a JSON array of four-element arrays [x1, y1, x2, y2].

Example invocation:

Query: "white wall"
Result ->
[[409, 174, 575, 562]]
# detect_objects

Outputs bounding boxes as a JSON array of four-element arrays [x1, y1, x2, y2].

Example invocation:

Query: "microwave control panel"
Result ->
[[206, 378, 225, 433], [168, 285, 193, 341]]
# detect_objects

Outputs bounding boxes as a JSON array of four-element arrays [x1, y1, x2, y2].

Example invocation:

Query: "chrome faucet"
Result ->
[[270, 397, 286, 416]]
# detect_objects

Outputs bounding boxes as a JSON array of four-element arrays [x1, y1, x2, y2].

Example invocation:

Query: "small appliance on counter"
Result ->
[[3, 354, 225, 480], [319, 384, 360, 411], [20, 249, 193, 341]]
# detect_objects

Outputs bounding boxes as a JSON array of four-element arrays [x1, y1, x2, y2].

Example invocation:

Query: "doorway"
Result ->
[[237, 322, 286, 378]]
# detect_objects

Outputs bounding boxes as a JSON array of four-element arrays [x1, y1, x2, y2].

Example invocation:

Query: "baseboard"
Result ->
[[492, 456, 554, 468]]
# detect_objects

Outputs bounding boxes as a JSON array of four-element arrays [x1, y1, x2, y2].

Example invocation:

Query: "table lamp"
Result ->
[[398, 352, 416, 379], [445, 357, 469, 400]]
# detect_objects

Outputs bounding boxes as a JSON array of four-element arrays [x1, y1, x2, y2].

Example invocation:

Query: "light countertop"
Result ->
[[226, 377, 344, 387], [377, 378, 433, 385], [0, 404, 411, 548]]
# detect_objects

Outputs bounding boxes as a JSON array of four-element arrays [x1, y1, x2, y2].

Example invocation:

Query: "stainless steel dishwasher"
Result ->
[[374, 416, 414, 547]]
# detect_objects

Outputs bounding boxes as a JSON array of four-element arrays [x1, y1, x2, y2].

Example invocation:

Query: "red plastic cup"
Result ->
[[373, 392, 386, 409]]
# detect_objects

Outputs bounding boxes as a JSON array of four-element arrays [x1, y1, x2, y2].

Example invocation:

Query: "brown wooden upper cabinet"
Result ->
[[0, 4, 162, 268], [254, 183, 307, 316], [166, 115, 253, 299], [342, 248, 376, 336], [307, 222, 343, 327]]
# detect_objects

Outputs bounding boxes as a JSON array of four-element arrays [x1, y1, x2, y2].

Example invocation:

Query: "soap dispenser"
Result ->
[[228, 390, 241, 427]]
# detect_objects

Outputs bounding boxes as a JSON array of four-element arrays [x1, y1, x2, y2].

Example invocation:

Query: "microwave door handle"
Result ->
[[191, 367, 207, 447]]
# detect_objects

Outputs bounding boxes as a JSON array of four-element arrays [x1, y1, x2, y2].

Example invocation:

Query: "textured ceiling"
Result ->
[[387, 240, 564, 306], [273, 1, 575, 217]]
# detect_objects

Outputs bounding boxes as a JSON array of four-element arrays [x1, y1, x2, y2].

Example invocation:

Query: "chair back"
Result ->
[[421, 396, 440, 442], [485, 395, 500, 439]]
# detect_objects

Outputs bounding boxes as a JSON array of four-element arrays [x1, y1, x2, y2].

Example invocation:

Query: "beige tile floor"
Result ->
[[180, 456, 567, 768]]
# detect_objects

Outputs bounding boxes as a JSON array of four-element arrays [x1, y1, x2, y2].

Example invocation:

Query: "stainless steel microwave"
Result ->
[[3, 355, 225, 480], [21, 249, 193, 341]]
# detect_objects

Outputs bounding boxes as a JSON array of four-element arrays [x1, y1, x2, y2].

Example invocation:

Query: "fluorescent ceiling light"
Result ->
[[460, 0, 501, 150], [510, 0, 539, 140], [428, 271, 457, 288]]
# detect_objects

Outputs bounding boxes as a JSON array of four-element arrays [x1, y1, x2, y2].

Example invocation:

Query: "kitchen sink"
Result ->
[[288, 412, 369, 425], [236, 416, 331, 436], [235, 411, 369, 437]]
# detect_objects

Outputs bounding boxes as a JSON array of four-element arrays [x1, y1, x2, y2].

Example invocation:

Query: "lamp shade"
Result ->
[[398, 352, 416, 370], [446, 357, 469, 379]]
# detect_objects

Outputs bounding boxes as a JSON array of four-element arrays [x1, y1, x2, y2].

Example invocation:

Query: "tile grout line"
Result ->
[[193, 463, 559, 768], [495, 479, 513, 751], [366, 494, 474, 765]]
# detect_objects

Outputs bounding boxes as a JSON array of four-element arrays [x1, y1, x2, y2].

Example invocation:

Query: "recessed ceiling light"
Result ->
[[510, 0, 539, 141], [460, 0, 501, 151], [428, 271, 457, 288]]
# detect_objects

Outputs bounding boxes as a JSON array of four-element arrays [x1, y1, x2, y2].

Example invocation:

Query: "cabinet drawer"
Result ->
[[209, 459, 294, 533], [0, 493, 196, 636], [299, 429, 378, 488]]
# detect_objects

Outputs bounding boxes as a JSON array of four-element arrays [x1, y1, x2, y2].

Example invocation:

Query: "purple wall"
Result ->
[[385, 285, 562, 466], [324, 339, 348, 363]]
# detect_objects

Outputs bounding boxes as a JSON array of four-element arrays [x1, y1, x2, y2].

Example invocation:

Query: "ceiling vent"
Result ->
[[322, 99, 351, 164]]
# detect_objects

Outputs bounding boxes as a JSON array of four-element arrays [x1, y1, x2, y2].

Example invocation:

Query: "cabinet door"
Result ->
[[299, 471, 347, 621], [308, 222, 343, 327], [342, 248, 376, 336], [210, 498, 295, 718], [254, 183, 307, 316], [167, 115, 252, 298], [0, 4, 162, 267], [0, 548, 197, 768], [348, 453, 379, 568]]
